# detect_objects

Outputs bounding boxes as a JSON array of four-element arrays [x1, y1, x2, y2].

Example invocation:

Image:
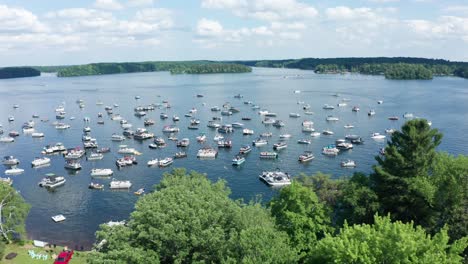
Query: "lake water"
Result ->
[[0, 68, 467, 248]]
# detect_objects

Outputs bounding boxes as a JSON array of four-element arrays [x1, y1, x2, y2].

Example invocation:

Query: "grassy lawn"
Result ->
[[2, 242, 89, 264]]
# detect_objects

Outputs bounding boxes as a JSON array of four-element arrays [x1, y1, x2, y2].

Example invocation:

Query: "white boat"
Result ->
[[262, 118, 275, 125], [134, 188, 145, 196], [158, 157, 173, 167], [323, 104, 335, 110], [109, 179, 132, 189], [3, 156, 19, 165], [322, 130, 334, 135], [55, 123, 70, 130], [377, 100, 383, 104], [289, 113, 301, 118], [322, 145, 340, 156], [304, 111, 314, 115], [310, 132, 321, 137], [196, 134, 207, 142], [302, 126, 315, 132], [297, 139, 311, 144], [147, 159, 159, 166], [64, 161, 81, 170], [302, 120, 314, 127], [22, 127, 35, 133], [55, 106, 65, 112], [326, 115, 339, 121], [279, 134, 291, 139], [111, 134, 126, 141], [232, 156, 245, 166], [252, 138, 268, 146], [273, 142, 288, 150], [259, 152, 278, 159], [368, 110, 376, 116], [231, 122, 244, 128], [91, 168, 113, 176], [341, 160, 356, 168], [197, 148, 218, 158], [64, 148, 85, 159], [39, 174, 66, 188], [51, 214, 66, 223], [31, 157, 51, 167], [118, 145, 137, 154], [298, 151, 315, 162], [344, 124, 354, 129], [162, 125, 179, 133], [0, 137, 15, 143], [5, 167, 24, 175], [42, 143, 66, 154], [87, 153, 104, 161], [403, 112, 414, 119], [31, 132, 44, 138], [385, 128, 396, 134], [8, 116, 14, 122], [336, 142, 353, 150], [242, 128, 254, 135], [259, 171, 291, 186], [352, 106, 360, 112], [371, 133, 386, 140], [337, 102, 347, 107]]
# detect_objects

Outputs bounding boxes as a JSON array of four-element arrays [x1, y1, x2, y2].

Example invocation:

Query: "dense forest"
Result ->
[[55, 61, 251, 77], [0, 67, 40, 79]]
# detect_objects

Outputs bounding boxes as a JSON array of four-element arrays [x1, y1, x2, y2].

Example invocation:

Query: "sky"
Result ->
[[1, 0, 468, 66]]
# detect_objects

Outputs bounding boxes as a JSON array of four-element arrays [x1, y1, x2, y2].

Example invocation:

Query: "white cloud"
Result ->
[[406, 16, 468, 42], [196, 18, 224, 38], [134, 8, 173, 29], [45, 8, 113, 19], [368, 0, 399, 3], [127, 0, 154, 7], [93, 0, 123, 11], [326, 6, 378, 21], [443, 5, 468, 15], [0, 5, 49, 33]]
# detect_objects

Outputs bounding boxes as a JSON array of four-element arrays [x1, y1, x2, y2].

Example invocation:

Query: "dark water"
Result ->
[[0, 68, 466, 248]]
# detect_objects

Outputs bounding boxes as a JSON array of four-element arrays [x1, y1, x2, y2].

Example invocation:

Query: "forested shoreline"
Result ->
[[0, 67, 40, 79]]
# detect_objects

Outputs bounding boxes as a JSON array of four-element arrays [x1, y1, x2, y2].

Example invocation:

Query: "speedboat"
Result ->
[[322, 145, 340, 156], [326, 115, 339, 121], [322, 130, 334, 135], [337, 102, 347, 107], [352, 106, 360, 112], [351, 137, 364, 144], [310, 132, 321, 137], [289, 113, 301, 118], [196, 134, 207, 142], [111, 134, 126, 141], [304, 111, 314, 115], [218, 125, 233, 133], [259, 152, 278, 159], [197, 148, 217, 158], [31, 157, 51, 167], [371, 133, 386, 140], [297, 139, 311, 144], [42, 143, 66, 154], [134, 128, 154, 140], [96, 147, 111, 153], [241, 117, 252, 121], [272, 120, 285, 127], [55, 123, 71, 130], [323, 104, 335, 110], [109, 180, 132, 189], [160, 113, 168, 119], [8, 116, 14, 122], [377, 100, 383, 104], [84, 141, 98, 149], [38, 174, 66, 188], [385, 128, 396, 134], [239, 145, 252, 154], [403, 112, 414, 119], [5, 167, 24, 175], [302, 126, 315, 132], [261, 132, 273, 137], [162, 125, 179, 133], [388, 116, 399, 121], [252, 138, 268, 146], [87, 153, 104, 161], [232, 156, 245, 166], [217, 140, 233, 148], [207, 121, 221, 129], [302, 120, 314, 127], [273, 142, 288, 150], [83, 127, 91, 133], [211, 106, 221, 112], [368, 110, 376, 116], [64, 161, 81, 170], [242, 128, 254, 135], [118, 145, 137, 154], [31, 132, 44, 138], [0, 137, 15, 143], [174, 152, 187, 159], [279, 134, 291, 139], [91, 168, 113, 176], [3, 156, 19, 166], [177, 138, 190, 147], [134, 188, 145, 196], [341, 160, 356, 168], [9, 131, 19, 137], [231, 122, 244, 128], [158, 157, 173, 167], [262, 118, 275, 125], [259, 171, 291, 186], [147, 159, 159, 166], [336, 142, 353, 150], [298, 151, 315, 162], [89, 183, 104, 190], [344, 124, 354, 129]]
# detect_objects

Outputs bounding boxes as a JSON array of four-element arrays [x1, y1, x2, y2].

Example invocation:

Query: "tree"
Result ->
[[269, 181, 331, 261], [371, 119, 442, 227], [311, 214, 467, 264], [0, 184, 30, 243], [91, 169, 296, 264]]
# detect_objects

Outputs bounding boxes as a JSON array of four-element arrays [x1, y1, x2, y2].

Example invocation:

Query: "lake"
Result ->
[[0, 67, 466, 248]]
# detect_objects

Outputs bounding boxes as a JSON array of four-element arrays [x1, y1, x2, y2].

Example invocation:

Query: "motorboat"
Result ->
[[298, 151, 315, 162], [351, 137, 364, 144], [9, 131, 19, 137], [341, 160, 357, 168], [260, 132, 273, 138], [87, 153, 104, 161], [134, 128, 154, 140], [260, 152, 278, 159], [211, 106, 221, 111], [403, 112, 414, 119], [377, 100, 383, 104], [154, 137, 166, 146], [148, 143, 159, 149], [109, 180, 132, 189], [31, 132, 44, 138], [289, 113, 301, 118], [217, 140, 233, 148], [197, 148, 218, 158], [144, 119, 155, 126], [302, 126, 315, 132], [147, 159, 159, 166], [258, 110, 269, 115], [22, 127, 35, 133], [5, 167, 24, 175], [84, 141, 98, 149], [379, 148, 386, 155], [42, 143, 66, 154], [239, 145, 252, 154], [31, 157, 51, 167], [241, 117, 251, 121], [388, 116, 399, 121], [259, 171, 291, 186], [352, 106, 360, 112], [302, 120, 314, 127], [252, 138, 268, 146], [91, 168, 113, 177], [207, 121, 221, 129], [273, 142, 288, 150], [196, 134, 207, 142], [8, 116, 14, 122], [304, 111, 314, 115], [51, 214, 66, 222], [310, 132, 321, 137], [265, 112, 277, 117], [279, 134, 291, 139], [56, 112, 66, 119], [242, 128, 254, 135], [232, 156, 245, 166], [64, 148, 86, 159], [234, 94, 243, 99], [0, 137, 14, 143], [344, 124, 354, 129], [322, 145, 340, 156], [172, 115, 180, 122], [231, 122, 244, 128], [322, 130, 334, 135], [158, 157, 173, 167], [221, 110, 232, 116], [345, 134, 360, 140], [123, 129, 134, 137], [323, 104, 335, 110], [368, 110, 376, 116], [262, 118, 275, 125], [297, 139, 311, 144], [65, 161, 81, 170], [134, 188, 145, 196], [134, 111, 146, 117], [3, 156, 19, 166], [218, 125, 233, 133], [116, 156, 137, 167], [174, 152, 187, 159], [111, 114, 123, 121], [83, 127, 91, 133], [326, 115, 339, 121], [336, 142, 353, 150], [337, 102, 347, 107], [188, 125, 199, 130], [55, 123, 70, 130], [371, 133, 386, 140], [303, 104, 311, 110], [89, 183, 104, 190], [111, 134, 126, 141], [385, 128, 396, 134], [177, 138, 190, 147], [160, 113, 168, 119], [118, 145, 137, 154], [272, 120, 285, 127], [162, 125, 179, 133], [96, 147, 111, 153], [38, 174, 66, 188]]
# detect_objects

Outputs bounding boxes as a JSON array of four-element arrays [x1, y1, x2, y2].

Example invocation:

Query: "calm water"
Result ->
[[0, 68, 467, 248]]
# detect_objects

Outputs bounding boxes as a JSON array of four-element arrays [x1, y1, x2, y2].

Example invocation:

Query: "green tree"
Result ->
[[269, 181, 331, 261], [371, 119, 442, 227], [0, 184, 30, 243], [311, 214, 467, 264], [91, 169, 296, 264]]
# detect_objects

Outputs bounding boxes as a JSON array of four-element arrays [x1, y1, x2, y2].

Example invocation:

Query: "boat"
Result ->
[[8, 116, 14, 122], [260, 152, 278, 159], [344, 124, 355, 129], [337, 102, 347, 107], [232, 156, 245, 166], [134, 128, 154, 140], [22, 127, 34, 133], [262, 118, 275, 125], [177, 138, 190, 147], [211, 106, 221, 111], [109, 180, 132, 189], [304, 111, 314, 115], [289, 113, 301, 118], [5, 167, 24, 175], [207, 121, 221, 129], [326, 115, 339, 121], [39, 174, 66, 188], [377, 100, 383, 104], [160, 113, 168, 119], [84, 141, 98, 149], [83, 127, 91, 133], [279, 134, 291, 139], [55, 123, 71, 130], [188, 125, 199, 130], [234, 94, 243, 98], [116, 156, 137, 167], [273, 142, 288, 150], [242, 128, 254, 135], [0, 177, 12, 186], [403, 112, 414, 119], [118, 145, 137, 154], [89, 183, 104, 190], [148, 143, 159, 149], [134, 188, 145, 195], [297, 139, 311, 144], [217, 140, 233, 148], [31, 157, 51, 167], [341, 159, 356, 167], [232, 122, 244, 128], [147, 159, 159, 166], [174, 152, 187, 159], [371, 133, 386, 140], [196, 134, 207, 142], [336, 142, 353, 150], [31, 132, 44, 138], [298, 151, 315, 162], [323, 104, 335, 110], [197, 148, 218, 158], [322, 130, 334, 135], [272, 120, 285, 127], [162, 125, 179, 133], [221, 110, 232, 116], [379, 148, 386, 155], [252, 138, 268, 146], [368, 110, 376, 116], [64, 161, 81, 170], [91, 168, 113, 176], [144, 119, 155, 126], [351, 137, 364, 144], [385, 128, 396, 134], [87, 153, 104, 161], [134, 111, 146, 117], [123, 129, 134, 137], [302, 120, 314, 127], [42, 143, 66, 154], [0, 137, 14, 143], [352, 106, 360, 112], [51, 214, 66, 223], [259, 171, 291, 186], [310, 132, 321, 137], [302, 126, 315, 132], [303, 104, 311, 110], [9, 131, 19, 137], [218, 125, 233, 133], [3, 156, 19, 166], [96, 147, 111, 153], [388, 116, 399, 120], [345, 134, 360, 140], [241, 117, 251, 121], [265, 112, 277, 117], [239, 145, 252, 154], [158, 157, 173, 167], [322, 145, 340, 156], [111, 134, 126, 141]]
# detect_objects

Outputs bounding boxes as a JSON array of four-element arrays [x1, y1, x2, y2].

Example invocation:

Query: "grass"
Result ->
[[2, 242, 89, 264]]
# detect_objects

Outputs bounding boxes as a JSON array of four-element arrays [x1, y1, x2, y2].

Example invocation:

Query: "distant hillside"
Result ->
[[0, 67, 40, 79]]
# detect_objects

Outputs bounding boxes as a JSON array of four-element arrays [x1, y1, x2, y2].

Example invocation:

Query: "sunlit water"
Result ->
[[0, 68, 466, 248]]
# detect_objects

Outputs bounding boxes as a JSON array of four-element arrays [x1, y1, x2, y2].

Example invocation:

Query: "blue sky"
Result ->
[[1, 0, 468, 66]]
